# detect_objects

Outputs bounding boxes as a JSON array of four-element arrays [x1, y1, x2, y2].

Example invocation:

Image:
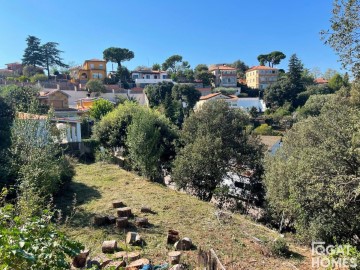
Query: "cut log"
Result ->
[[102, 240, 117, 253], [72, 249, 90, 268], [116, 217, 129, 228], [168, 251, 181, 265], [93, 215, 107, 226], [113, 251, 127, 260], [117, 207, 132, 217], [124, 251, 141, 262], [135, 217, 149, 227], [140, 206, 153, 213], [126, 232, 142, 245], [88, 255, 112, 268], [174, 237, 192, 251], [105, 260, 126, 269], [107, 215, 117, 224], [167, 229, 180, 244], [127, 258, 150, 269], [112, 201, 125, 208]]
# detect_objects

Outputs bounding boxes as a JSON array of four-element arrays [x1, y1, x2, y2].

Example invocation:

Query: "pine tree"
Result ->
[[22, 36, 43, 67], [42, 42, 68, 78]]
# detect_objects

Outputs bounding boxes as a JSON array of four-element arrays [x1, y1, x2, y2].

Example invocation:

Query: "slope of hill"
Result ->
[[57, 163, 312, 269]]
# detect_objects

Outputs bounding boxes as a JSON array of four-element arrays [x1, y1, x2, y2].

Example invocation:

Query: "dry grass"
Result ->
[[57, 163, 313, 269]]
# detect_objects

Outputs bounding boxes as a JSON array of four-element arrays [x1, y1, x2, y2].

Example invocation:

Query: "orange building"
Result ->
[[70, 59, 107, 81]]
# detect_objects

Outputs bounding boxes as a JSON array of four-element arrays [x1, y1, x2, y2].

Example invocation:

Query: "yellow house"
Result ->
[[71, 59, 107, 81], [245, 66, 278, 90]]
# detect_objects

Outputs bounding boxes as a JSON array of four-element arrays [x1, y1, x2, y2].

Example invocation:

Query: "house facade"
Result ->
[[70, 59, 107, 81], [245, 66, 278, 90], [195, 92, 266, 112], [131, 69, 172, 87], [209, 65, 237, 88], [38, 89, 70, 110]]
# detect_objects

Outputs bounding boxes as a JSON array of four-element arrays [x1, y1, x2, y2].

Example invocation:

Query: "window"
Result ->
[[133, 74, 139, 79], [90, 64, 95, 69], [162, 75, 167, 79], [146, 75, 150, 79], [154, 75, 158, 79], [92, 73, 103, 79], [99, 64, 103, 69]]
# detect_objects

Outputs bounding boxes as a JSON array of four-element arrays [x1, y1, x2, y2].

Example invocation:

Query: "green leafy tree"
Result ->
[[264, 97, 360, 242], [296, 94, 335, 120], [126, 109, 177, 181], [89, 99, 114, 120], [103, 47, 134, 70], [257, 51, 286, 67], [257, 54, 269, 66], [152, 63, 161, 70], [321, 0, 360, 78], [22, 35, 43, 67], [172, 101, 264, 202], [162, 55, 184, 73], [194, 64, 214, 86], [145, 81, 174, 107], [328, 73, 345, 91], [85, 79, 106, 96], [231, 59, 249, 78], [41, 42, 68, 79], [253, 124, 275, 135]]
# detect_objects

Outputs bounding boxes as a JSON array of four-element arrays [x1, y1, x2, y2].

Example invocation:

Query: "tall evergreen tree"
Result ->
[[42, 42, 68, 78], [22, 36, 43, 67]]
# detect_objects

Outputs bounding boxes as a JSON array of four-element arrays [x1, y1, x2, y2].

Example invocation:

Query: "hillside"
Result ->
[[57, 163, 312, 269]]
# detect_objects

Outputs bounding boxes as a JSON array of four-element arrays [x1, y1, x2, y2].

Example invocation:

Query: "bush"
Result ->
[[89, 99, 114, 121], [267, 238, 289, 257], [30, 73, 48, 83], [0, 199, 83, 270], [253, 124, 275, 135], [17, 75, 29, 82]]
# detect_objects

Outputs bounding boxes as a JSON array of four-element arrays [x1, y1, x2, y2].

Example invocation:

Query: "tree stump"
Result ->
[[126, 232, 142, 245], [107, 215, 117, 224], [102, 240, 117, 253], [168, 251, 181, 265], [167, 229, 180, 244], [174, 237, 192, 251], [124, 251, 141, 262], [88, 255, 112, 268], [140, 206, 153, 213], [72, 249, 90, 268], [93, 215, 107, 226], [105, 260, 126, 269], [127, 258, 150, 269], [116, 217, 129, 228], [113, 251, 127, 260], [112, 201, 125, 208], [117, 207, 132, 217], [135, 217, 149, 227]]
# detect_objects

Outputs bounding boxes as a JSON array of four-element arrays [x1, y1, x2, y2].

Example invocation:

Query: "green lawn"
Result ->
[[57, 163, 312, 269]]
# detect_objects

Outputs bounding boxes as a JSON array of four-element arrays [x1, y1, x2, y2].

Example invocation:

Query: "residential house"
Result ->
[[0, 62, 23, 77], [209, 65, 237, 87], [131, 69, 172, 88], [70, 59, 107, 81], [245, 66, 278, 90], [38, 89, 70, 110], [314, 77, 328, 84], [195, 92, 266, 112]]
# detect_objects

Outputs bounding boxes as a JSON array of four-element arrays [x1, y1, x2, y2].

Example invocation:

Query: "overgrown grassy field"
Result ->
[[57, 163, 313, 269]]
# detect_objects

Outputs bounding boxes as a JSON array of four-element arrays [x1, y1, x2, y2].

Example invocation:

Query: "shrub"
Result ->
[[253, 124, 274, 135], [30, 73, 48, 83], [17, 75, 29, 82], [0, 198, 83, 270], [267, 238, 289, 257], [89, 99, 114, 121]]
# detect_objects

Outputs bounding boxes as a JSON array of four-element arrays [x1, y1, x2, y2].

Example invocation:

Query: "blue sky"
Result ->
[[0, 0, 343, 75]]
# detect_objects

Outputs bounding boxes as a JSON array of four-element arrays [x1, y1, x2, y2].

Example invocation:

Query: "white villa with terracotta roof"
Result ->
[[195, 92, 266, 112], [245, 66, 279, 90]]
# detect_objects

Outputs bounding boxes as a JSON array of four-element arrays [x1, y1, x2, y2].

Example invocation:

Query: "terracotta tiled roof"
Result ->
[[209, 65, 237, 71], [86, 59, 106, 62], [199, 92, 232, 100], [246, 66, 278, 72], [314, 78, 328, 84]]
